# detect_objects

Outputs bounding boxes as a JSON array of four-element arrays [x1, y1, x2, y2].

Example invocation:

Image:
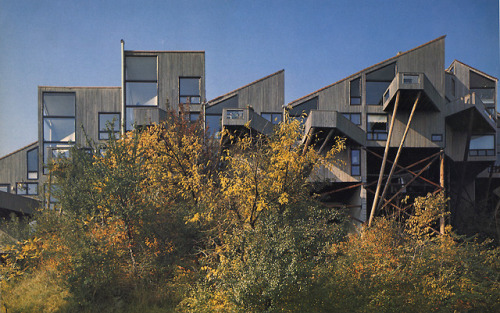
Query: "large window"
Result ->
[[350, 78, 361, 105], [366, 63, 396, 105], [99, 113, 120, 140], [367, 114, 388, 140], [27, 147, 38, 180], [43, 92, 75, 174], [469, 135, 495, 156], [179, 77, 201, 105], [125, 56, 157, 106], [16, 182, 38, 195], [470, 71, 495, 105], [289, 97, 318, 126], [351, 149, 361, 176]]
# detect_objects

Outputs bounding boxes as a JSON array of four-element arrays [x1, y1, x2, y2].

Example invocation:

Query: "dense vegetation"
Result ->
[[1, 115, 499, 312]]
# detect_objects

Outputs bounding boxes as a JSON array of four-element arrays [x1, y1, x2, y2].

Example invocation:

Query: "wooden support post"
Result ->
[[453, 109, 474, 224], [368, 91, 400, 227], [440, 150, 445, 234], [318, 129, 334, 154], [377, 92, 421, 213], [303, 127, 315, 154], [379, 152, 441, 211]]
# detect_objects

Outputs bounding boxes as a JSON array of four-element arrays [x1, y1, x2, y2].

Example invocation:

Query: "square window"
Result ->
[[43, 93, 75, 117], [367, 114, 388, 140], [99, 113, 120, 140], [180, 77, 201, 104], [126, 56, 157, 81]]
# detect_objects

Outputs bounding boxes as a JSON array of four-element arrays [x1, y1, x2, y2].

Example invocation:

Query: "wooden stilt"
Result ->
[[379, 152, 441, 211], [440, 150, 445, 234], [377, 92, 421, 212], [365, 148, 442, 189], [318, 129, 335, 154], [453, 109, 474, 225], [302, 127, 315, 154], [368, 91, 400, 227]]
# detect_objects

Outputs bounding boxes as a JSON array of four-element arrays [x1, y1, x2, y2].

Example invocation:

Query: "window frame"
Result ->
[[351, 148, 361, 176], [366, 114, 388, 140], [179, 77, 201, 105], [26, 147, 39, 180], [42, 92, 76, 174], [261, 112, 283, 125], [341, 113, 361, 126], [16, 182, 38, 195], [125, 55, 158, 107], [98, 112, 121, 140], [350, 78, 361, 105], [469, 134, 495, 156], [431, 134, 443, 142], [365, 63, 396, 106]]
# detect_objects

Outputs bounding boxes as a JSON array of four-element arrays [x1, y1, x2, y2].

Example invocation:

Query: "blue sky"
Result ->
[[0, 0, 498, 157]]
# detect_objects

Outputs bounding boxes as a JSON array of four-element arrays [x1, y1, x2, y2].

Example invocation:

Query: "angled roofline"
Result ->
[[39, 86, 121, 89], [0, 141, 37, 160], [448, 59, 498, 81], [125, 50, 205, 54], [207, 69, 285, 105], [288, 36, 446, 107]]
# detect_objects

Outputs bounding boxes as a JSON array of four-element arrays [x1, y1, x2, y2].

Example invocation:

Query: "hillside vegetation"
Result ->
[[1, 115, 499, 312]]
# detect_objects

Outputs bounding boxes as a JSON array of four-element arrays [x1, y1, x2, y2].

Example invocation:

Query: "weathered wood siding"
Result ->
[[208, 70, 284, 114], [0, 142, 38, 195]]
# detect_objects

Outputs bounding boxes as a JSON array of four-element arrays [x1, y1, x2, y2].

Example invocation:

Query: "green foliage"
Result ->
[[2, 115, 499, 312]]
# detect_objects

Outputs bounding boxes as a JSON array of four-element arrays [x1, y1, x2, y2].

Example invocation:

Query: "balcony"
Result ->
[[303, 110, 366, 146], [221, 107, 274, 136], [383, 73, 443, 112], [446, 93, 496, 133]]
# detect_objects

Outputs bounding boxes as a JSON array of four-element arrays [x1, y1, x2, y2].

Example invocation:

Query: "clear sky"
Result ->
[[0, 0, 498, 157]]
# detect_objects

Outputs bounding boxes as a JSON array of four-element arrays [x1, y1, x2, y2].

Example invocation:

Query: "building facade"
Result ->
[[0, 37, 498, 234]]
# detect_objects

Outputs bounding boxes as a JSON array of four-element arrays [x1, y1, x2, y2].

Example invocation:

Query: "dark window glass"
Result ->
[[99, 113, 120, 140], [206, 114, 222, 138], [190, 113, 200, 122], [27, 147, 38, 180], [470, 71, 495, 105], [366, 63, 395, 105], [262, 113, 282, 125], [289, 97, 318, 117], [351, 149, 361, 176], [366, 81, 391, 105], [469, 134, 495, 156], [342, 113, 361, 125], [179, 77, 201, 104], [431, 134, 443, 142], [0, 184, 9, 193], [403, 74, 419, 84], [350, 78, 361, 105], [206, 95, 239, 114]]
